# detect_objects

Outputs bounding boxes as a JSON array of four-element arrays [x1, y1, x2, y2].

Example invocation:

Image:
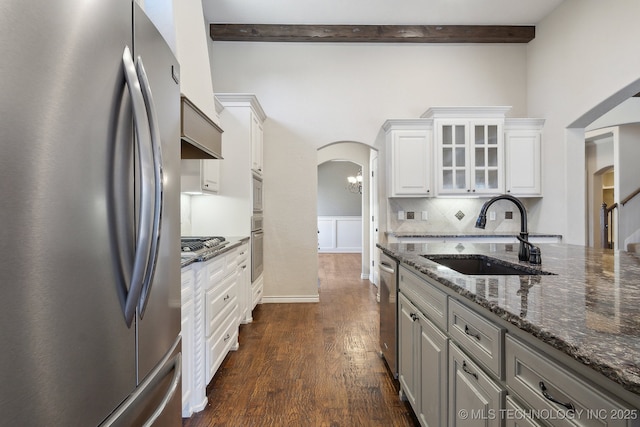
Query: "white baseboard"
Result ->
[[360, 273, 370, 280], [261, 294, 320, 303]]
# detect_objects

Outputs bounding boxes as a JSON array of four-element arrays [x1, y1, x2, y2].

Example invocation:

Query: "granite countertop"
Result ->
[[378, 241, 640, 397], [180, 236, 250, 268], [387, 231, 562, 239]]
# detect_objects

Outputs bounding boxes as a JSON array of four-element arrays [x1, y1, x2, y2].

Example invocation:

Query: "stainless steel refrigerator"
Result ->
[[0, 1, 182, 426]]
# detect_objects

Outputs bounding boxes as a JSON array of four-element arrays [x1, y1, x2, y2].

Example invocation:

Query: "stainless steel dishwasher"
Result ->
[[379, 251, 399, 379]]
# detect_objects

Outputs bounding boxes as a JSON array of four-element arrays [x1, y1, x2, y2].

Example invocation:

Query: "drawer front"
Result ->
[[205, 276, 237, 337], [506, 335, 636, 427], [449, 342, 506, 427], [206, 257, 225, 289], [236, 243, 249, 263], [399, 266, 448, 331], [448, 298, 504, 379], [505, 396, 544, 427], [223, 247, 239, 276], [205, 306, 239, 383]]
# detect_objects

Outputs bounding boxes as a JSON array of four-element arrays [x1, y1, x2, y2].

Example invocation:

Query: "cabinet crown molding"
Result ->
[[504, 118, 545, 130], [421, 106, 512, 119], [382, 118, 433, 132], [215, 93, 267, 122]]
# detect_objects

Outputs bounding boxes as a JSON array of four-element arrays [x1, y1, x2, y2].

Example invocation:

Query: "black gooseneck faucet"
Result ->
[[475, 194, 540, 264]]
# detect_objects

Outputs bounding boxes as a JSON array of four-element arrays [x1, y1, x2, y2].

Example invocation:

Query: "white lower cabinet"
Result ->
[[449, 342, 506, 427], [181, 246, 242, 416]]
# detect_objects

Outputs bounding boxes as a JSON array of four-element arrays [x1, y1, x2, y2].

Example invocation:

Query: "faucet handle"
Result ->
[[529, 246, 542, 265]]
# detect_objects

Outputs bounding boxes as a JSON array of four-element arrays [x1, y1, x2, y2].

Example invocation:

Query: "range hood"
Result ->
[[181, 95, 223, 159]]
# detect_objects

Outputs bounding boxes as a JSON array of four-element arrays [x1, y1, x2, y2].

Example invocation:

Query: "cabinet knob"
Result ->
[[507, 189, 511, 193], [467, 189, 471, 192]]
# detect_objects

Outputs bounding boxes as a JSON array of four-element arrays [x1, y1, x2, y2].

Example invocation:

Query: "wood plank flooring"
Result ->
[[182, 253, 419, 427]]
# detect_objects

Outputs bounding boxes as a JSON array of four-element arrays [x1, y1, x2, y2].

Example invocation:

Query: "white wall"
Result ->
[[527, 0, 640, 244], [209, 42, 527, 300]]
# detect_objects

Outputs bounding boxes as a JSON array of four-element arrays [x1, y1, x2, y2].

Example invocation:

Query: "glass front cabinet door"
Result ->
[[436, 119, 504, 195]]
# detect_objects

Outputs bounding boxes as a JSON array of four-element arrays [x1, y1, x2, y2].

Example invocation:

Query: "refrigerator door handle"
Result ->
[[122, 45, 155, 327], [99, 338, 182, 427], [135, 56, 164, 317]]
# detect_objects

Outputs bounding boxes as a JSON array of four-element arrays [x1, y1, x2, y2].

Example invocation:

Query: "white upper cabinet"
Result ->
[[181, 159, 221, 194], [424, 107, 509, 196], [384, 119, 434, 197], [505, 119, 544, 197], [383, 108, 543, 198]]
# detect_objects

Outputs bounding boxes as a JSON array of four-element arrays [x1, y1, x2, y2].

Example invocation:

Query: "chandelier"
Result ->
[[347, 169, 363, 194]]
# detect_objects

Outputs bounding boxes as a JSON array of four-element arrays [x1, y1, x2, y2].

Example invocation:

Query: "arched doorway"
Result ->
[[317, 141, 377, 282]]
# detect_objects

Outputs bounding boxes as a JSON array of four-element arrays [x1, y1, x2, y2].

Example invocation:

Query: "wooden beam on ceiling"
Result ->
[[209, 24, 535, 43]]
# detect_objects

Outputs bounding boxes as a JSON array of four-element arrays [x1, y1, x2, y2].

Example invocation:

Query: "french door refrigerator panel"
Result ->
[[0, 1, 180, 426]]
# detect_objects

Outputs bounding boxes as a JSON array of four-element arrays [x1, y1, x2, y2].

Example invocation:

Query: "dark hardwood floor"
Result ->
[[182, 253, 419, 427]]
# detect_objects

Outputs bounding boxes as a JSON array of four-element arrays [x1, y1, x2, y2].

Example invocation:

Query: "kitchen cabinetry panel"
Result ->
[[181, 159, 220, 194], [449, 342, 506, 427], [448, 298, 505, 379], [399, 266, 448, 331], [505, 119, 544, 197], [505, 335, 636, 427], [399, 293, 420, 408], [419, 311, 449, 427], [435, 118, 504, 195], [181, 266, 195, 417], [181, 247, 241, 415], [383, 119, 434, 197]]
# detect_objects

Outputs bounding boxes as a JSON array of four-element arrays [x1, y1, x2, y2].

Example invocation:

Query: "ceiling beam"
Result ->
[[210, 24, 535, 43]]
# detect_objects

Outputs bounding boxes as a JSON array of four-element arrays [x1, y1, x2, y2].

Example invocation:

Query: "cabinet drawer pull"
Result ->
[[539, 381, 575, 412], [464, 324, 481, 340], [410, 313, 419, 322], [224, 294, 230, 301], [223, 333, 231, 342], [462, 361, 478, 380]]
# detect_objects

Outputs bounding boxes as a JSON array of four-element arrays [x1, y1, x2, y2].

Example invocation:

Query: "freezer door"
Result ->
[[133, 3, 182, 389], [0, 1, 137, 426]]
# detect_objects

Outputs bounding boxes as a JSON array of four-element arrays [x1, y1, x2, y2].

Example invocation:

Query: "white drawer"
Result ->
[[399, 266, 448, 331], [205, 306, 238, 383], [448, 298, 505, 379], [505, 335, 637, 427], [206, 257, 225, 289], [236, 243, 249, 263], [223, 247, 239, 276], [205, 275, 237, 337]]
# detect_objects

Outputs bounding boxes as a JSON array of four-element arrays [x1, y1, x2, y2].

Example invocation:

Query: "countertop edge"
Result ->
[[377, 244, 640, 398]]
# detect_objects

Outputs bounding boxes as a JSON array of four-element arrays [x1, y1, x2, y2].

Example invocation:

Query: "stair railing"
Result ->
[[600, 202, 618, 249], [621, 186, 640, 206]]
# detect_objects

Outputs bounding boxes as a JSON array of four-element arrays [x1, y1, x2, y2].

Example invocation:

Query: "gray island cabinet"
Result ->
[[380, 242, 640, 427]]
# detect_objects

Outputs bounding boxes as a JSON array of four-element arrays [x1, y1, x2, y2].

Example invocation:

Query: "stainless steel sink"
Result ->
[[421, 254, 555, 276]]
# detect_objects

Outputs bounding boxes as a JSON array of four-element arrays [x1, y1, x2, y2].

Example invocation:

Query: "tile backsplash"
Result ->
[[389, 197, 541, 234]]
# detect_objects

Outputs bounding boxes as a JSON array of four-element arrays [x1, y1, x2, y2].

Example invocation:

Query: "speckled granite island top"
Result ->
[[378, 241, 640, 397]]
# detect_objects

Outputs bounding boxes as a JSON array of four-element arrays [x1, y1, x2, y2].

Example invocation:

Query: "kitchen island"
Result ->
[[379, 241, 640, 424]]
